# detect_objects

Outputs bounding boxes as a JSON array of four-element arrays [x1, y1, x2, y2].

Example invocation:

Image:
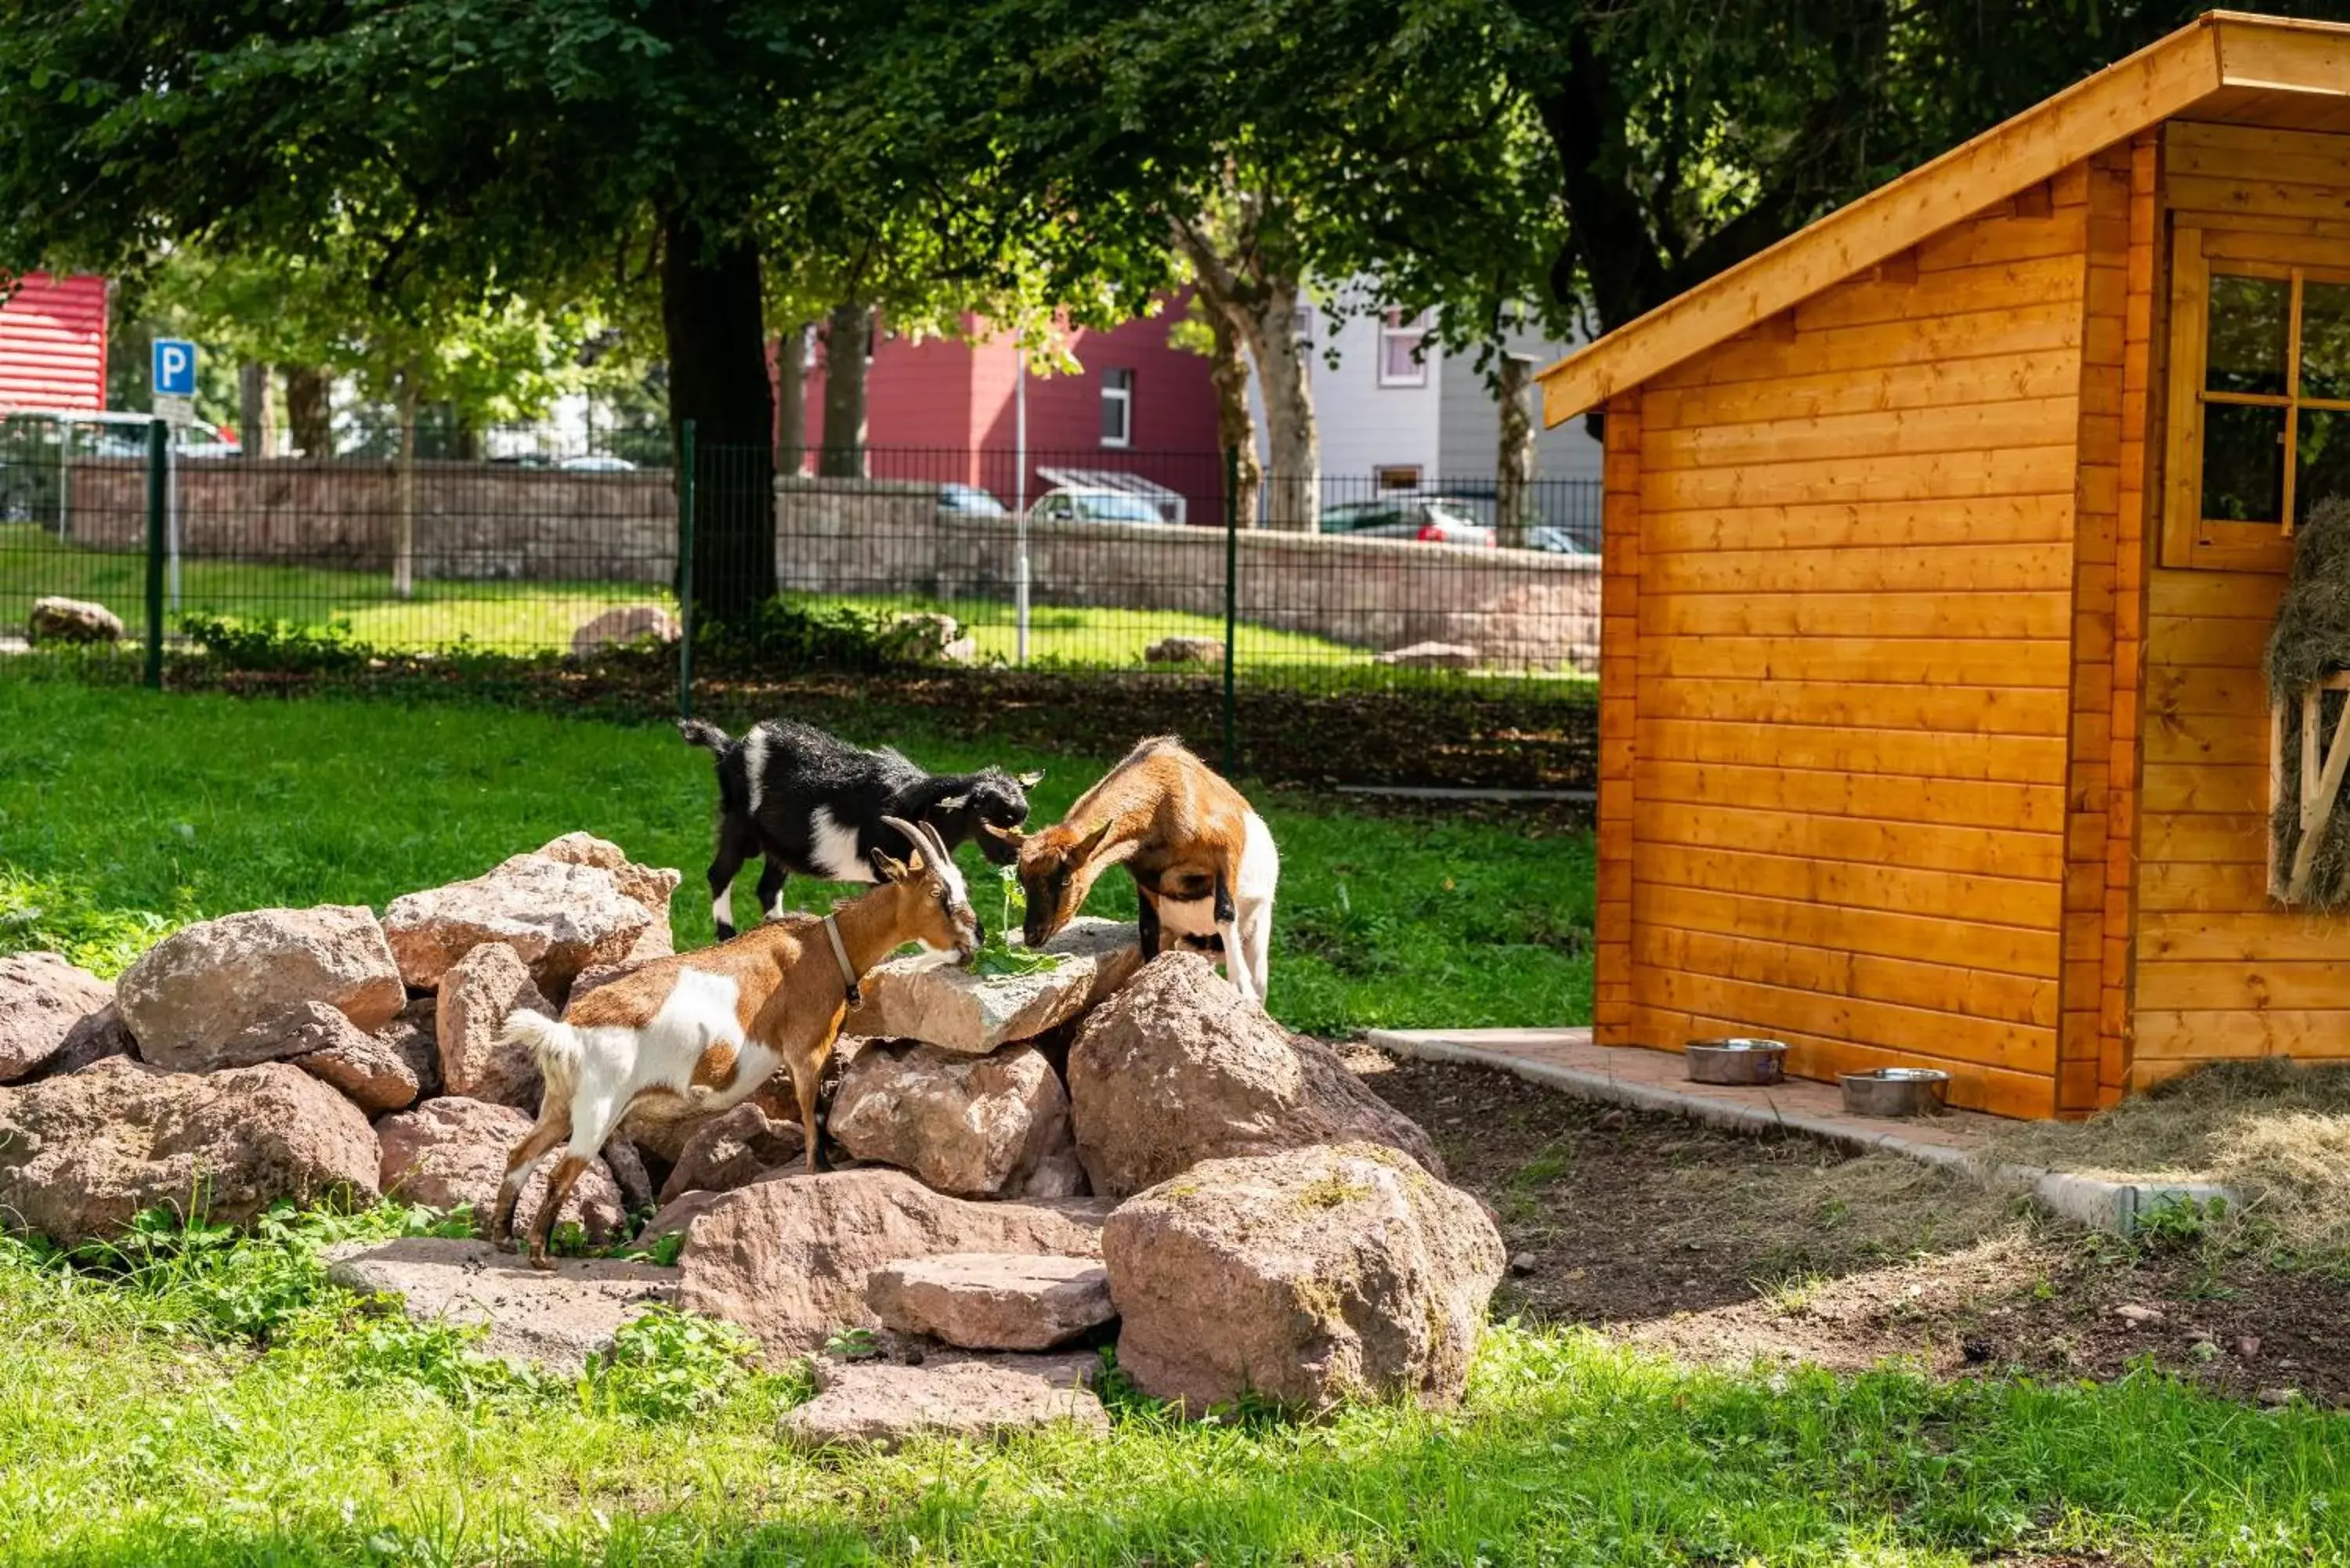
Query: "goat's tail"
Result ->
[[502, 1010, 584, 1104], [676, 717, 732, 754]]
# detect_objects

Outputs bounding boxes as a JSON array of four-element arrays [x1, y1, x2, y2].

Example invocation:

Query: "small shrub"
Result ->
[[693, 598, 913, 674], [584, 1306, 760, 1422], [177, 613, 375, 673], [0, 865, 183, 977], [822, 1325, 882, 1361]]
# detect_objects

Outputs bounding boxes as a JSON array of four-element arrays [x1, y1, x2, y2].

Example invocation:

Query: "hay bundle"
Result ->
[[2266, 497, 2350, 908]]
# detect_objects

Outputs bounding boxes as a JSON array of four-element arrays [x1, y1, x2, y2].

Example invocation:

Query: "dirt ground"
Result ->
[[1350, 1050, 2350, 1410]]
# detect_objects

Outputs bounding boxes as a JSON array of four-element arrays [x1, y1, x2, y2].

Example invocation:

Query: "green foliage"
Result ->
[[967, 865, 1065, 977], [176, 614, 374, 674], [584, 1307, 762, 1424], [821, 1326, 883, 1361], [693, 598, 938, 675], [0, 867, 183, 977]]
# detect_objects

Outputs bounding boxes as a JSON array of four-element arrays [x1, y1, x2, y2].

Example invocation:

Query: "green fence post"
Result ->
[[678, 418, 696, 719], [1221, 444, 1238, 777], [143, 418, 167, 690]]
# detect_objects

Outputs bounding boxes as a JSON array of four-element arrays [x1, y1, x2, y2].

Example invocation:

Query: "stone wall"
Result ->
[[777, 478, 1600, 668], [66, 457, 678, 584], [61, 461, 1600, 667]]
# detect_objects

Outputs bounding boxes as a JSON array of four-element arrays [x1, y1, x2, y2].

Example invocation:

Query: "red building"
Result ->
[[798, 300, 1221, 518], [0, 273, 109, 411]]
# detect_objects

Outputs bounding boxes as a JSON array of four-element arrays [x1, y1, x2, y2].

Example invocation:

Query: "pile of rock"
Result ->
[[1, 840, 1503, 1447], [0, 832, 678, 1245]]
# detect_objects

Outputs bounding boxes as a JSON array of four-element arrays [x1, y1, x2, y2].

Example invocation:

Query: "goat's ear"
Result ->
[[932, 793, 968, 814], [1073, 816, 1115, 861], [874, 851, 913, 883], [1014, 769, 1046, 788]]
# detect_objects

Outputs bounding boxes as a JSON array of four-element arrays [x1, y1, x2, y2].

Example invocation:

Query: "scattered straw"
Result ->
[[1988, 1060, 2350, 1257], [2268, 497, 2350, 907]]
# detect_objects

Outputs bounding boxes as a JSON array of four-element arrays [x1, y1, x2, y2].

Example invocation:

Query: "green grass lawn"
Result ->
[[2, 1205, 2345, 1566], [0, 677, 1592, 1035]]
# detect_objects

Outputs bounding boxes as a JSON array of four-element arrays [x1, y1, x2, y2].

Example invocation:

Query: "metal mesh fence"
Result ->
[[2, 419, 1602, 697]]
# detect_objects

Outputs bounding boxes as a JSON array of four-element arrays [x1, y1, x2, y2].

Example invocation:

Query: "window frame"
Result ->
[[1377, 309, 1431, 388], [1098, 367, 1133, 449], [2163, 226, 2350, 571]]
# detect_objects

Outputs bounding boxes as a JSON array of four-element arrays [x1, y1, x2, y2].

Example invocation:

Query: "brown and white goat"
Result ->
[[986, 735, 1278, 1002], [487, 816, 978, 1266]]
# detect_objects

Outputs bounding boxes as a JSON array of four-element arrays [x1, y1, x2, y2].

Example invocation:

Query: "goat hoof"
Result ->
[[526, 1249, 555, 1272]]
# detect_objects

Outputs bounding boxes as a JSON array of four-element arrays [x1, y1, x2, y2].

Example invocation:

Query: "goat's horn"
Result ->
[[981, 820, 1029, 847], [878, 816, 927, 863], [919, 818, 953, 867]]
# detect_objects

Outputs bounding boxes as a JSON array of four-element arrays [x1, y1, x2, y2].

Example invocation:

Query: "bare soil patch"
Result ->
[[1352, 1050, 2350, 1409]]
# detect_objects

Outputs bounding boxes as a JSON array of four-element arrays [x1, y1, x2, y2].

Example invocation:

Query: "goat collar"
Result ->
[[821, 913, 862, 1008]]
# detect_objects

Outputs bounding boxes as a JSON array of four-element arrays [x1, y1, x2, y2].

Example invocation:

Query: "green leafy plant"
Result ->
[[968, 863, 1063, 977], [583, 1306, 759, 1422], [0, 866, 183, 977], [177, 613, 375, 673], [822, 1326, 882, 1360]]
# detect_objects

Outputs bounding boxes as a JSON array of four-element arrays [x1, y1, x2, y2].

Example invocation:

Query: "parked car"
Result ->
[[1026, 487, 1173, 526], [84, 418, 241, 460], [1528, 524, 1600, 558], [558, 453, 636, 472], [938, 482, 1009, 517], [1318, 496, 1495, 546]]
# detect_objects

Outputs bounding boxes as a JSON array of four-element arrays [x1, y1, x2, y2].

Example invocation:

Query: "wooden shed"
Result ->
[[1538, 11, 2350, 1118]]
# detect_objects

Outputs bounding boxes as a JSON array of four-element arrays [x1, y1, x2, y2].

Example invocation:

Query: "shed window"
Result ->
[[2167, 229, 2350, 567], [1379, 310, 1430, 387]]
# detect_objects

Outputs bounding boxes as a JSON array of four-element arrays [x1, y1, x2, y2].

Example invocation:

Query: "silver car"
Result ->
[[1318, 496, 1496, 546]]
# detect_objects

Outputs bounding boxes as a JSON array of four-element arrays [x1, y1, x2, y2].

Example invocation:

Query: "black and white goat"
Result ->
[[678, 716, 1041, 938]]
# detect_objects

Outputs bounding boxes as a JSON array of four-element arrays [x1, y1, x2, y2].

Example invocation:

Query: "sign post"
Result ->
[[150, 339, 197, 612]]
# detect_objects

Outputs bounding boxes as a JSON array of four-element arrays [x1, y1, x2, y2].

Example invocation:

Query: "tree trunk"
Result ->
[[1494, 352, 1538, 549], [1206, 308, 1263, 528], [660, 208, 778, 623], [1240, 280, 1317, 533], [392, 371, 418, 602], [776, 320, 811, 476], [284, 366, 331, 457], [818, 302, 869, 479], [237, 362, 273, 459]]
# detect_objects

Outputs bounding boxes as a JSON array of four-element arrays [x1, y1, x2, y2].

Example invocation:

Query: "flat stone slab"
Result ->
[[1367, 1028, 2238, 1238], [844, 916, 1138, 1054], [867, 1252, 1113, 1351], [780, 1351, 1108, 1450], [324, 1237, 675, 1374]]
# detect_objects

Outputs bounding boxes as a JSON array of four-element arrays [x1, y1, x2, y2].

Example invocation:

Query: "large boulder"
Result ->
[[669, 1168, 1109, 1357], [325, 1237, 674, 1374], [656, 1100, 806, 1204], [435, 943, 553, 1109], [375, 1097, 624, 1243], [779, 1351, 1108, 1451], [829, 1041, 1083, 1200], [0, 1057, 380, 1245], [27, 595, 124, 645], [290, 1007, 425, 1115], [843, 917, 1138, 1055], [569, 605, 681, 660], [1103, 1143, 1505, 1412], [866, 1253, 1114, 1352], [0, 952, 114, 1082], [382, 852, 657, 992], [1066, 952, 1442, 1198], [114, 905, 404, 1073], [23, 1003, 137, 1082], [530, 832, 682, 921]]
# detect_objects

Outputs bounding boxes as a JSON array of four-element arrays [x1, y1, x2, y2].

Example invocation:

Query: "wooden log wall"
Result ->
[[1609, 165, 2102, 1118], [2133, 121, 2350, 1086]]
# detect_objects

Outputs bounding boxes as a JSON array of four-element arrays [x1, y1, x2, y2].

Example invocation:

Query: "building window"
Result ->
[[2166, 227, 2350, 569], [1379, 309, 1431, 387], [1100, 367, 1133, 448], [1375, 465, 1422, 491]]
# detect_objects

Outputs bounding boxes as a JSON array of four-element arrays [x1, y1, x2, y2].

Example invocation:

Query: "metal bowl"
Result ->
[[1684, 1038, 1788, 1086], [1840, 1067, 1950, 1118]]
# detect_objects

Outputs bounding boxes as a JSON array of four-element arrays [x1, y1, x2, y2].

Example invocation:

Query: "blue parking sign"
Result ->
[[152, 338, 197, 397]]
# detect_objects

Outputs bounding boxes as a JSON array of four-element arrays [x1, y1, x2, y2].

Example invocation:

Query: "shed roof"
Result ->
[[1537, 11, 2350, 426]]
